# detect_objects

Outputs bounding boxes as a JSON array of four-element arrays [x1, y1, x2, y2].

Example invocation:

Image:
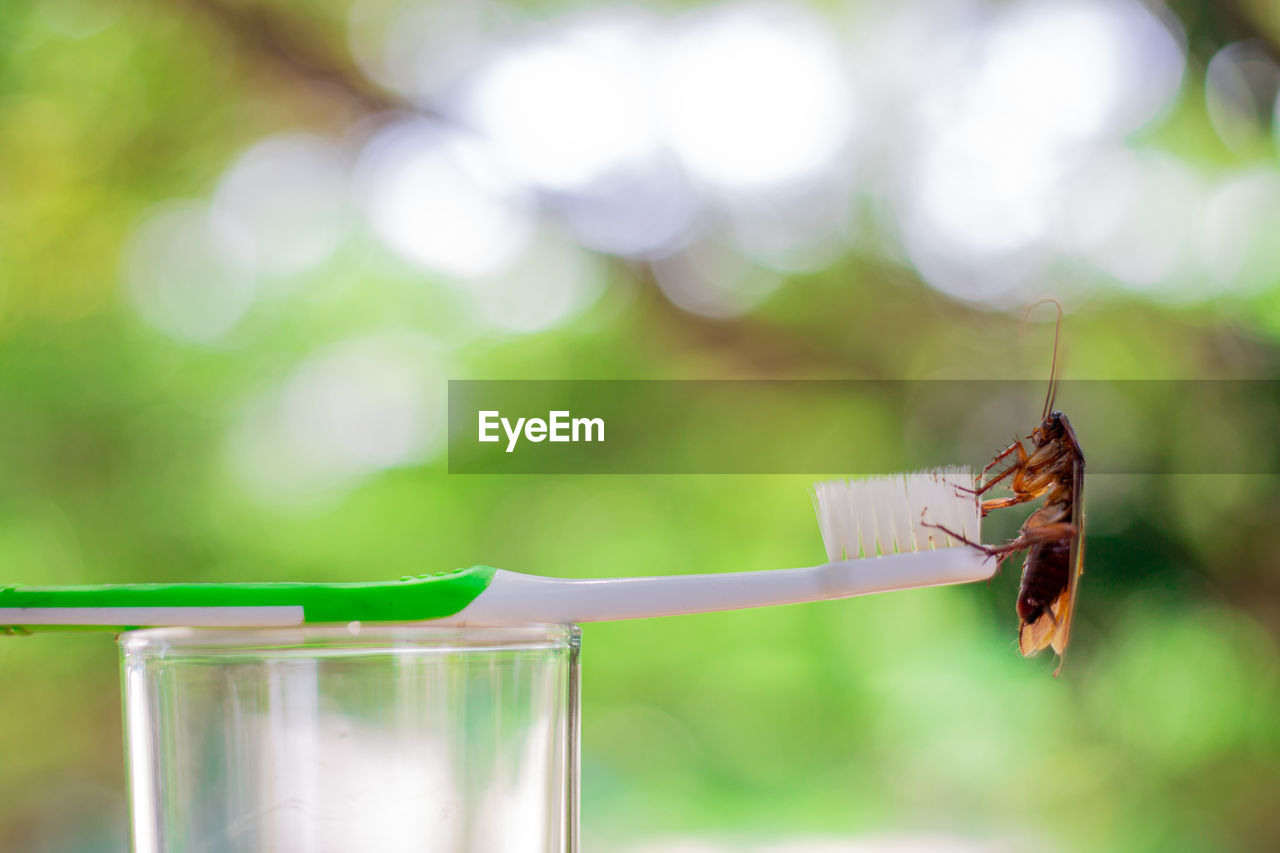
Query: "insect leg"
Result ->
[[952, 460, 1028, 514], [954, 463, 1018, 498], [918, 516, 1025, 564], [980, 438, 1025, 479], [974, 440, 1032, 499], [995, 522, 1077, 553], [980, 493, 1041, 513]]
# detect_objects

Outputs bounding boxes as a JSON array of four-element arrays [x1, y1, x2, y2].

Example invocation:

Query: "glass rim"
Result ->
[[119, 622, 580, 656]]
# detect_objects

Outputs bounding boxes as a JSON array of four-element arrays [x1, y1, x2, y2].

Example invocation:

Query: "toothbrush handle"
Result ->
[[452, 550, 992, 624], [2, 552, 994, 632], [0, 568, 496, 632]]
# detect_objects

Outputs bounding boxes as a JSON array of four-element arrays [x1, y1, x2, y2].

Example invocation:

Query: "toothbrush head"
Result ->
[[811, 467, 980, 561]]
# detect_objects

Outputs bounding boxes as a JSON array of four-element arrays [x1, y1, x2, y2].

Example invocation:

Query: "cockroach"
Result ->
[[928, 300, 1085, 676]]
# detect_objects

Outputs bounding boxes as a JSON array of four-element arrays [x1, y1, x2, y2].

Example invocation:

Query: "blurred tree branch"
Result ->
[[1171, 0, 1280, 65], [1232, 0, 1280, 59], [165, 0, 1280, 389], [638, 279, 856, 377], [176, 0, 425, 117], [165, 0, 898, 385], [626, 262, 940, 378]]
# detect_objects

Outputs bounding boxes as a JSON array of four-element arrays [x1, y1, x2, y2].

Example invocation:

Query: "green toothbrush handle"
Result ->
[[0, 566, 497, 633]]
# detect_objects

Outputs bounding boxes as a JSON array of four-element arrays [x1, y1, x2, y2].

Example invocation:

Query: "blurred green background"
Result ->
[[4, 0, 1280, 850]]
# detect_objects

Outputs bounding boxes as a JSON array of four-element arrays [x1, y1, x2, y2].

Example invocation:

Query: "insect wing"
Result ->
[[1019, 604, 1060, 656], [1050, 456, 1085, 676]]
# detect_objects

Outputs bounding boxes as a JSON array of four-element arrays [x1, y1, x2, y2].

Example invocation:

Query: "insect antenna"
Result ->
[[1023, 298, 1063, 420]]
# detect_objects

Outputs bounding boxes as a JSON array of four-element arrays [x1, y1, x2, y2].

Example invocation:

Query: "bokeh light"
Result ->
[[123, 200, 257, 343], [894, 0, 1185, 304], [1061, 148, 1205, 296], [652, 236, 784, 318], [725, 182, 855, 273], [211, 133, 352, 279], [355, 119, 534, 279], [461, 11, 662, 192], [1197, 168, 1280, 295], [555, 157, 702, 258], [975, 0, 1184, 143], [1205, 40, 1280, 156], [462, 226, 605, 333], [227, 334, 446, 504], [657, 3, 854, 194], [347, 0, 495, 104]]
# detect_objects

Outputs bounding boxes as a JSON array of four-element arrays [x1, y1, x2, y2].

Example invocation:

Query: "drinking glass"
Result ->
[[119, 623, 580, 853]]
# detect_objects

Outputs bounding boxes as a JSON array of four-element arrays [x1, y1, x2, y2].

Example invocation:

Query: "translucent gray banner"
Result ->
[[447, 380, 1280, 474]]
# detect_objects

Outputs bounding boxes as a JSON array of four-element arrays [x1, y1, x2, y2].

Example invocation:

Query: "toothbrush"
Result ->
[[1, 467, 989, 632]]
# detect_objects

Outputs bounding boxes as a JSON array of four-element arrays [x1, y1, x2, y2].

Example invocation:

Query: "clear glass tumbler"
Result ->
[[119, 624, 580, 853]]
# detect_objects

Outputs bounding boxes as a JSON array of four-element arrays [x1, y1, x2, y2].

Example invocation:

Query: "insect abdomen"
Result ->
[[1017, 538, 1071, 623]]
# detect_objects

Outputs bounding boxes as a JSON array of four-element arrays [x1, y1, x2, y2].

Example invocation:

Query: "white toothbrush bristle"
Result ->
[[811, 467, 980, 561]]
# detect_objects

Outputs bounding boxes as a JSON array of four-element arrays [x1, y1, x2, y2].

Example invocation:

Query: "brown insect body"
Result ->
[[980, 409, 1085, 673], [1017, 538, 1070, 643], [925, 302, 1085, 676]]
